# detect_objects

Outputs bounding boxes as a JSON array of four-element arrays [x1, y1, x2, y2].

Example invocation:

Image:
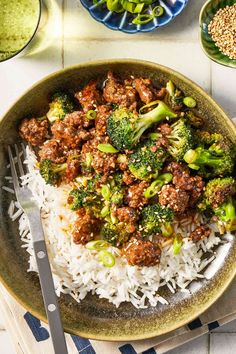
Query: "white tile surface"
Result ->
[[210, 333, 236, 354], [167, 334, 209, 354], [211, 63, 236, 118], [0, 0, 236, 353], [64, 39, 210, 90], [0, 331, 18, 354]]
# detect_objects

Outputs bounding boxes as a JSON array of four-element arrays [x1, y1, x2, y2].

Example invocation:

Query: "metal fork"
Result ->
[[8, 144, 68, 354]]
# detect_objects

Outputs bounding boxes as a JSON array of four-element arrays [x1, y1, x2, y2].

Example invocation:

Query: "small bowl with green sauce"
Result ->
[[0, 0, 41, 62]]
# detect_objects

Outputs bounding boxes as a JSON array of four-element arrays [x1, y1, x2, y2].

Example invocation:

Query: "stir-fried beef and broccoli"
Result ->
[[19, 71, 236, 268]]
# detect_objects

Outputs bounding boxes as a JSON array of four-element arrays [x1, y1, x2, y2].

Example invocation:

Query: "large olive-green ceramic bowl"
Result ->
[[0, 60, 236, 341]]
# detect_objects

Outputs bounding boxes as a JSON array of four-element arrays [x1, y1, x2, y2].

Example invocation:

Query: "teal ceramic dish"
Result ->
[[199, 0, 236, 69]]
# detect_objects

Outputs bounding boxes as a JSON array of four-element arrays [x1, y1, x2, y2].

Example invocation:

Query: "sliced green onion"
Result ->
[[144, 173, 173, 198], [166, 80, 175, 96], [98, 250, 115, 267], [86, 240, 110, 250], [158, 173, 173, 183], [144, 180, 162, 198], [86, 110, 97, 120], [173, 234, 183, 255], [183, 96, 197, 108], [98, 143, 118, 153], [111, 212, 118, 224], [132, 13, 154, 25], [148, 132, 161, 141], [161, 223, 173, 237], [134, 3, 145, 13], [107, 0, 124, 12], [101, 205, 110, 217], [101, 184, 111, 200], [152, 5, 164, 17]]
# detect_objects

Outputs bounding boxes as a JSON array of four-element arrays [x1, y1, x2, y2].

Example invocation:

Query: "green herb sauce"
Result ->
[[0, 0, 40, 61]]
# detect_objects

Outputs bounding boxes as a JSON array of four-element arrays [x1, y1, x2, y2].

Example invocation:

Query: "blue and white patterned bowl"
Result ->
[[80, 0, 189, 33]]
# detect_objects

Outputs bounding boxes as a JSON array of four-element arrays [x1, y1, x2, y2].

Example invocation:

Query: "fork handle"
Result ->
[[32, 237, 68, 354]]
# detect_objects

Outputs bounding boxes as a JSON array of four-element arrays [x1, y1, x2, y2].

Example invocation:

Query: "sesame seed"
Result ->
[[208, 5, 236, 60]]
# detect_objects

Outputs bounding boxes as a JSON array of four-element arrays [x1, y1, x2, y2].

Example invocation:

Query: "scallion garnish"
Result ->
[[98, 143, 119, 153], [173, 234, 183, 255], [86, 240, 110, 251], [98, 250, 115, 267], [86, 110, 97, 120], [183, 96, 197, 108]]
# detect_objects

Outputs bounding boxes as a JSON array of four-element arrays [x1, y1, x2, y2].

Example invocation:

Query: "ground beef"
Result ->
[[166, 162, 205, 206], [103, 71, 137, 111], [38, 139, 66, 163], [51, 120, 91, 150], [19, 118, 48, 146], [126, 181, 149, 209], [122, 170, 135, 185], [72, 208, 100, 244], [116, 207, 138, 224], [64, 110, 92, 129], [189, 225, 211, 242], [81, 136, 118, 175], [123, 237, 161, 266], [75, 80, 104, 112], [65, 157, 80, 182], [159, 184, 189, 214], [158, 123, 172, 136], [95, 105, 112, 136], [133, 78, 155, 104]]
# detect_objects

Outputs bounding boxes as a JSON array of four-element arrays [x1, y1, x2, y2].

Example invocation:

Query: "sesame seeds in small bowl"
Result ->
[[199, 0, 236, 68]]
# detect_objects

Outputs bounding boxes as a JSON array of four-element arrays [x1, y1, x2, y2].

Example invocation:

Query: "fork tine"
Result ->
[[8, 146, 20, 191], [14, 144, 25, 177], [21, 142, 29, 173]]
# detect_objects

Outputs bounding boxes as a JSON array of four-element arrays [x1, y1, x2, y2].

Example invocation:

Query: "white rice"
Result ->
[[3, 146, 225, 308]]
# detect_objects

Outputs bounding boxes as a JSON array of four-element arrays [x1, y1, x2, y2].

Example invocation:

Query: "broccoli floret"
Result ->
[[39, 159, 67, 185], [128, 140, 166, 180], [164, 80, 183, 109], [101, 222, 130, 247], [202, 177, 236, 209], [68, 188, 100, 213], [102, 173, 125, 207], [46, 92, 75, 123], [184, 146, 234, 177], [167, 119, 193, 161], [86, 174, 101, 191], [139, 204, 174, 237], [214, 197, 236, 232], [195, 130, 223, 147], [198, 177, 236, 231], [107, 101, 177, 151]]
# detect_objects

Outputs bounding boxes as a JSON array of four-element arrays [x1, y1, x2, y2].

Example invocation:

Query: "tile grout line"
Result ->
[[62, 37, 199, 43], [62, 0, 65, 68], [208, 333, 211, 354]]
